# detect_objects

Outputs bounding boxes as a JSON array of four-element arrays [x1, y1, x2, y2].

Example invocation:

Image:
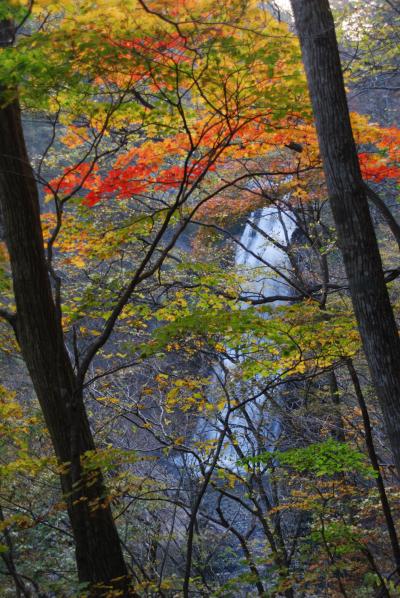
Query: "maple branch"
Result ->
[[242, 270, 400, 304], [285, 141, 303, 153], [136, 0, 199, 56], [13, 1, 34, 39], [364, 182, 400, 250], [77, 165, 315, 383], [182, 419, 230, 597], [384, 0, 400, 14], [76, 143, 200, 382], [385, 267, 400, 282], [245, 218, 287, 252], [191, 219, 308, 297], [0, 308, 18, 339], [131, 88, 154, 110], [284, 141, 400, 250], [347, 358, 400, 571]]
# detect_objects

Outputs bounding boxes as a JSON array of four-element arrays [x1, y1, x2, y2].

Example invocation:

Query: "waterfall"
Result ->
[[235, 205, 296, 301], [203, 205, 297, 465]]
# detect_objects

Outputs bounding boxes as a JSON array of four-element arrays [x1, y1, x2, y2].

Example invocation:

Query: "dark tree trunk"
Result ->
[[364, 183, 400, 251], [290, 0, 400, 477], [329, 370, 345, 442], [0, 23, 129, 594], [347, 359, 400, 571]]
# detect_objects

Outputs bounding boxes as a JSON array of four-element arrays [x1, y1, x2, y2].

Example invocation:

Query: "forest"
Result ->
[[0, 0, 399, 596]]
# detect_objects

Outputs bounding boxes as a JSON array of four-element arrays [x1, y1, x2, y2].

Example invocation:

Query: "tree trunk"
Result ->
[[347, 359, 400, 571], [290, 0, 400, 477], [364, 183, 400, 251], [329, 370, 345, 442], [0, 23, 129, 594]]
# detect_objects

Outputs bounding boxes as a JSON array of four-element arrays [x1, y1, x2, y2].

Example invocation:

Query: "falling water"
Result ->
[[235, 205, 296, 300], [202, 205, 297, 465]]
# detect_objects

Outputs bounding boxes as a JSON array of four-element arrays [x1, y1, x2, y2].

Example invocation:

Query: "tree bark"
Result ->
[[347, 359, 400, 572], [364, 183, 400, 251], [329, 370, 345, 442], [290, 0, 400, 477], [0, 22, 129, 595]]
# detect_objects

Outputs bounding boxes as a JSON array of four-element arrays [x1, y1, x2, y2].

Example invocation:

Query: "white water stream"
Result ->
[[201, 205, 297, 466], [235, 205, 297, 300]]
